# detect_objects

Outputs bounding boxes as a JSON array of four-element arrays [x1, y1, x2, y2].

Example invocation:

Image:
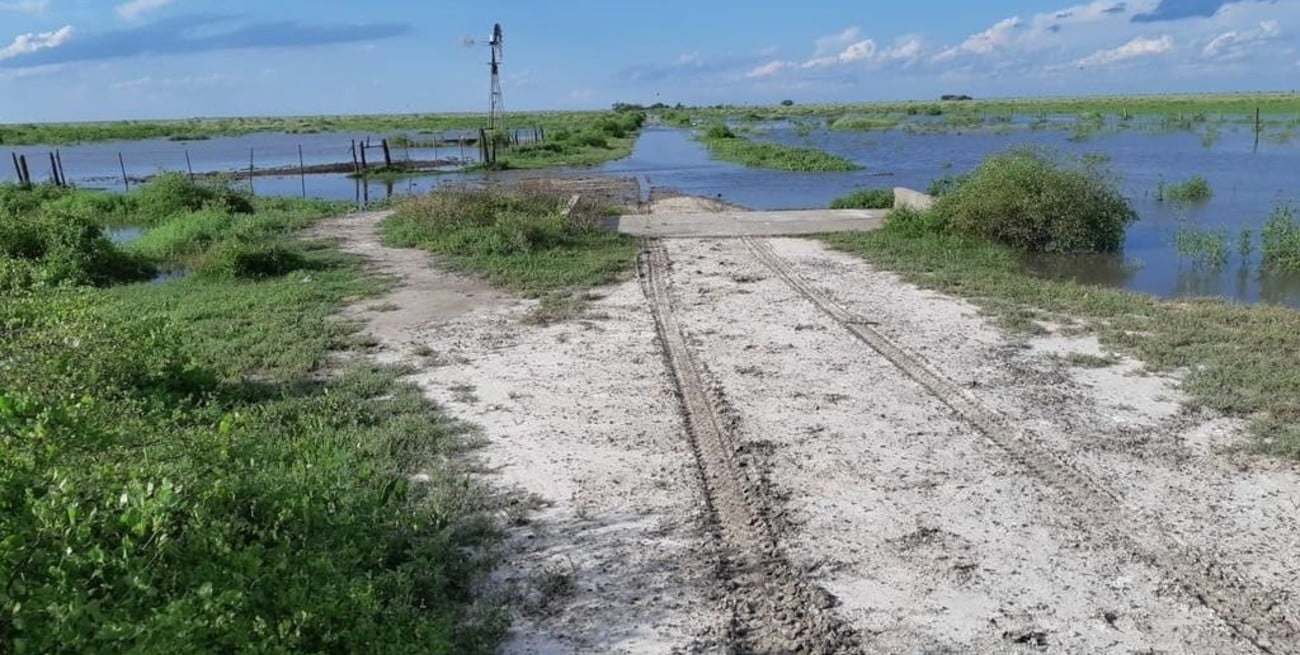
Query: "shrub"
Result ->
[[1161, 175, 1213, 203], [830, 188, 894, 209], [781, 99, 795, 107], [0, 206, 155, 290], [932, 147, 1137, 253], [573, 132, 609, 149], [132, 172, 254, 223], [198, 239, 310, 279], [703, 122, 736, 139]]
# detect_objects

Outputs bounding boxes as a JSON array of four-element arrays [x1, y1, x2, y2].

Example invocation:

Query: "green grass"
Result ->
[[1, 183, 504, 653], [381, 188, 638, 295], [821, 213, 1300, 459], [1162, 175, 1214, 203], [829, 115, 901, 131], [830, 188, 894, 209], [697, 123, 859, 172]]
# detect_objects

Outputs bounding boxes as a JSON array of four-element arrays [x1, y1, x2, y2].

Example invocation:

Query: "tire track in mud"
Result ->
[[741, 236, 1299, 655], [639, 244, 862, 655]]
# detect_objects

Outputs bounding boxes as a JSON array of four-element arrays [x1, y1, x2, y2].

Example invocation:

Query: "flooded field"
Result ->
[[7, 119, 1299, 307], [604, 124, 1300, 308]]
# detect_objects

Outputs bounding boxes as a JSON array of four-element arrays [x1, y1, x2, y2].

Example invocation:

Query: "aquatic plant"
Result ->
[[1261, 204, 1300, 272], [1162, 175, 1213, 203], [1175, 224, 1230, 268]]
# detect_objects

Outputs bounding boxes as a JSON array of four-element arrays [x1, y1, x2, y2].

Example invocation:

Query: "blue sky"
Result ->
[[1, 0, 1297, 122]]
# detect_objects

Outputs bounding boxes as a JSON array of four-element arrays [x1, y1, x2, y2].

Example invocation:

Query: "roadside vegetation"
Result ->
[[822, 148, 1300, 459], [697, 123, 860, 172], [382, 186, 638, 321], [1, 178, 503, 653], [829, 187, 894, 209]]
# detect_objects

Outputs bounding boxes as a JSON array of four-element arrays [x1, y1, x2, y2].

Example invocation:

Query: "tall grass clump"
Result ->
[[1260, 204, 1300, 272], [932, 147, 1137, 253], [1161, 175, 1213, 203], [383, 187, 637, 293], [830, 188, 894, 209]]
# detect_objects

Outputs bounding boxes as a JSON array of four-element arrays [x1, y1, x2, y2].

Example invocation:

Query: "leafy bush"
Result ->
[[932, 147, 1137, 253], [131, 172, 254, 223], [1161, 175, 1213, 203], [0, 202, 154, 291], [198, 239, 310, 279], [572, 132, 609, 149], [703, 122, 736, 139], [830, 188, 894, 210]]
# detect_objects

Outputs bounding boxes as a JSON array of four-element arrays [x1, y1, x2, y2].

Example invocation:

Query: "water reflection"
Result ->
[[1023, 252, 1140, 289]]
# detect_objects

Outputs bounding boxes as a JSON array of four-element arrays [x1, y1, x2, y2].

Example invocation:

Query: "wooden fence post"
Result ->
[[298, 144, 306, 198], [185, 150, 194, 181], [117, 153, 128, 191], [350, 140, 360, 175], [248, 148, 255, 195], [11, 152, 22, 184], [48, 152, 61, 186], [381, 138, 392, 167], [55, 150, 66, 186], [359, 141, 368, 170]]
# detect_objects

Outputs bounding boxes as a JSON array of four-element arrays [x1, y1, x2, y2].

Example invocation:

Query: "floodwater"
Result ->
[[601, 125, 1300, 308], [7, 121, 1300, 307]]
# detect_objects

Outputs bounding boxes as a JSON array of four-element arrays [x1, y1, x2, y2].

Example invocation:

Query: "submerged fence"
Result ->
[[4, 126, 547, 196]]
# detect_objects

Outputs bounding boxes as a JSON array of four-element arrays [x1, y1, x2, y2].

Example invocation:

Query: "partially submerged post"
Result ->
[[298, 144, 307, 198], [117, 153, 128, 191], [55, 150, 66, 186], [11, 152, 23, 185], [248, 148, 255, 195], [185, 150, 194, 181], [48, 152, 61, 186], [381, 138, 392, 167]]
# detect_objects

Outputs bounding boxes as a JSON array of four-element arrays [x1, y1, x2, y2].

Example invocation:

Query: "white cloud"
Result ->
[[746, 60, 791, 79], [0, 0, 50, 13], [110, 73, 235, 90], [116, 0, 176, 21], [1076, 34, 1174, 66], [814, 27, 861, 55], [935, 16, 1023, 61], [0, 25, 73, 60], [1203, 20, 1281, 58]]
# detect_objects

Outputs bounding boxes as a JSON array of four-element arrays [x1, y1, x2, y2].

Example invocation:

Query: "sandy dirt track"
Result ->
[[322, 207, 1300, 654]]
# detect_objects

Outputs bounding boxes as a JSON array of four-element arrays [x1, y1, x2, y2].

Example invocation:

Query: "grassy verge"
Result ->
[[2, 180, 503, 652], [821, 220, 1300, 459], [381, 187, 638, 322], [698, 124, 859, 172]]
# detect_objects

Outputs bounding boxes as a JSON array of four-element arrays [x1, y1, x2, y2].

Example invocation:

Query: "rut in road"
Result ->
[[639, 244, 862, 655], [740, 236, 1300, 654]]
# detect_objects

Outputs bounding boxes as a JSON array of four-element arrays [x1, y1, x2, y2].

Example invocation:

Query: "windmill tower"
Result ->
[[488, 23, 505, 132]]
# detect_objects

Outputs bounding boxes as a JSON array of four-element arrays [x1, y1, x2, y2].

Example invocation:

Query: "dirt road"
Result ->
[[322, 205, 1300, 654]]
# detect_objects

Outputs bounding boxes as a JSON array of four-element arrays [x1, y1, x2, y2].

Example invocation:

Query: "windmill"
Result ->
[[487, 23, 504, 132]]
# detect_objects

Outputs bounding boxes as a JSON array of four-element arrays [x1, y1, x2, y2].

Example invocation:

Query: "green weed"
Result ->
[[1162, 175, 1213, 203], [829, 188, 894, 210]]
